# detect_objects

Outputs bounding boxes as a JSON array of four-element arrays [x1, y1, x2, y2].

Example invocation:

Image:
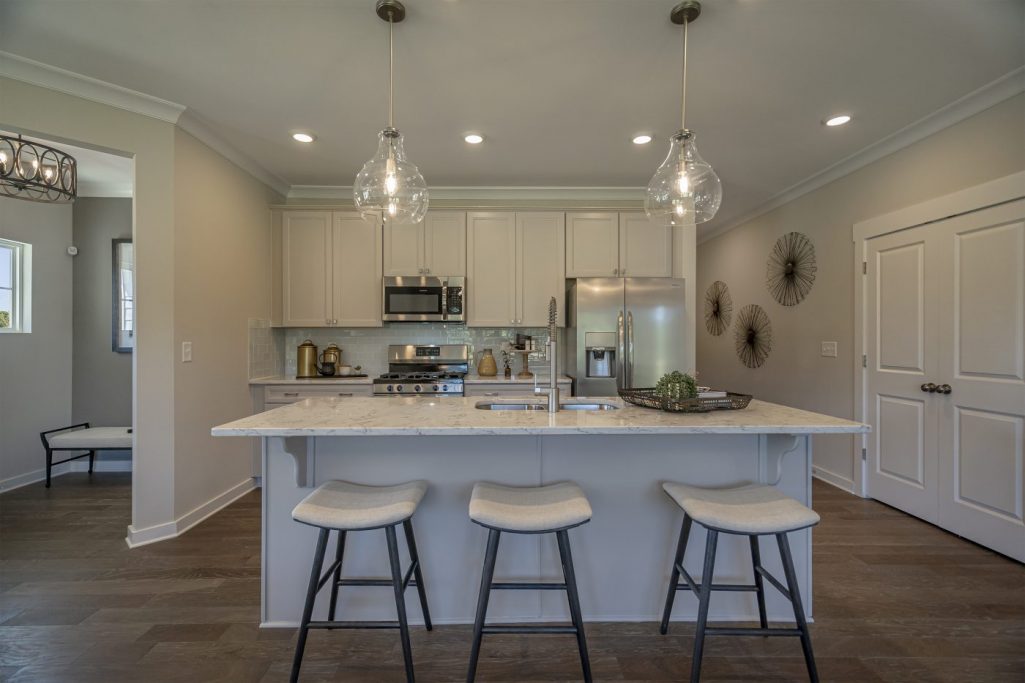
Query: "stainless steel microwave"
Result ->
[[382, 276, 465, 323]]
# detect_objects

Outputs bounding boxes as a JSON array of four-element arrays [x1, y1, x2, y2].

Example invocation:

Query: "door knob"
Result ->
[[937, 384, 952, 395], [920, 383, 937, 393]]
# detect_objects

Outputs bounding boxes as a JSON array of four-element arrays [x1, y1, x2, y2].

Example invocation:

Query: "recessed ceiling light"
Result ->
[[632, 134, 653, 145], [292, 132, 315, 143], [464, 134, 484, 144], [824, 115, 852, 127]]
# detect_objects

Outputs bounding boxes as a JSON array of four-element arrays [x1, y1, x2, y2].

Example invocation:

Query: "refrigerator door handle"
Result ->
[[626, 310, 634, 388], [616, 310, 625, 391]]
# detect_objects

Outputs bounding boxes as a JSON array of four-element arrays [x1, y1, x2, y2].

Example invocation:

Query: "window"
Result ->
[[112, 238, 134, 352], [0, 238, 30, 333]]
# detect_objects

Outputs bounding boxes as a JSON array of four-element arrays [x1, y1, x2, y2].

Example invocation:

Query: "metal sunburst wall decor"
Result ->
[[704, 280, 733, 336], [735, 304, 772, 368], [766, 231, 817, 306]]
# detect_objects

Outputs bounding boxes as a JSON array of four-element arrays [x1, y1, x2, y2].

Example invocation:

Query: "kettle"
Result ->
[[296, 340, 318, 378], [319, 343, 342, 376]]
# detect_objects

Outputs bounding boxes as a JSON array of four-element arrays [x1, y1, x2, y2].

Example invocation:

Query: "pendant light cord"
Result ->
[[681, 18, 688, 131], [388, 16, 395, 128]]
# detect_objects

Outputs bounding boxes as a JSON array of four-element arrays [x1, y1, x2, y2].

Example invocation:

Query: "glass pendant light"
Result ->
[[645, 1, 722, 226], [353, 0, 428, 224]]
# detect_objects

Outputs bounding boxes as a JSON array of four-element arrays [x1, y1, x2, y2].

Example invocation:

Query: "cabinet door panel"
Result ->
[[518, 212, 565, 327], [282, 212, 332, 326], [425, 211, 467, 276], [620, 212, 672, 277], [566, 212, 619, 277], [332, 212, 383, 327], [467, 212, 516, 327], [383, 222, 423, 276]]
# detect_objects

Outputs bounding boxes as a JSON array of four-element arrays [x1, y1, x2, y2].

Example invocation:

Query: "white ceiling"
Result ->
[[1, 0, 1022, 230]]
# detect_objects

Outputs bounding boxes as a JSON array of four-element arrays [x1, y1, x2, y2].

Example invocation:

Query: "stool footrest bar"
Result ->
[[491, 581, 568, 591], [705, 627, 802, 637], [482, 625, 578, 635], [306, 620, 401, 630]]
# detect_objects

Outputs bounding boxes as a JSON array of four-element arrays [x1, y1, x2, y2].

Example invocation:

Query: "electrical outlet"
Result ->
[[182, 341, 193, 362], [821, 341, 838, 358]]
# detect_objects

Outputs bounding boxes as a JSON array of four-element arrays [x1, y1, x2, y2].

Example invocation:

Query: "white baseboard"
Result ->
[[812, 467, 856, 494], [125, 477, 257, 548], [0, 460, 132, 493]]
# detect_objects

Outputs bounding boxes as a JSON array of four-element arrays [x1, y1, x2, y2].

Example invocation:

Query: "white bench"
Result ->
[[40, 423, 132, 488]]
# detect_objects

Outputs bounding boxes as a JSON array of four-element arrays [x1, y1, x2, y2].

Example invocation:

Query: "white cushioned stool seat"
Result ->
[[292, 480, 428, 530], [469, 481, 592, 532], [662, 482, 819, 534], [47, 427, 132, 450]]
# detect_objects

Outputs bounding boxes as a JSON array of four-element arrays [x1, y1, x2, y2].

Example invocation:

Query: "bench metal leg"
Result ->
[[403, 519, 432, 630], [690, 529, 718, 683], [291, 527, 329, 683], [557, 529, 593, 683], [386, 524, 416, 683], [466, 528, 500, 683], [777, 533, 819, 683], [327, 531, 346, 622], [660, 514, 692, 634], [750, 535, 769, 630]]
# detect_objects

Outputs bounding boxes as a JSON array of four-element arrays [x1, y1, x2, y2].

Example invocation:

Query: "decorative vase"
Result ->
[[477, 348, 498, 377]]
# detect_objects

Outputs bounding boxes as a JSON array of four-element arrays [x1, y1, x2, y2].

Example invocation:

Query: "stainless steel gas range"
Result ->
[[372, 344, 469, 397]]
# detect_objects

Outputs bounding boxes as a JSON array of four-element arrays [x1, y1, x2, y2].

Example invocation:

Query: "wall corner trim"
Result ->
[[698, 66, 1025, 245], [0, 50, 186, 123], [124, 476, 257, 548]]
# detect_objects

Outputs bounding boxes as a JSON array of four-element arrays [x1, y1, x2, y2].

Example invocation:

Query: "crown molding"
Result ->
[[176, 110, 291, 198], [288, 185, 645, 202], [698, 66, 1025, 245], [0, 51, 185, 123]]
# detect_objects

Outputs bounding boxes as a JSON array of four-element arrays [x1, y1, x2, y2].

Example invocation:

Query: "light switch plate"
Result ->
[[182, 341, 193, 362], [821, 341, 838, 358]]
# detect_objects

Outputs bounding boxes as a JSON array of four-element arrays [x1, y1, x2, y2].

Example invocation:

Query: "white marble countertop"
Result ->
[[249, 375, 572, 386], [212, 396, 869, 437]]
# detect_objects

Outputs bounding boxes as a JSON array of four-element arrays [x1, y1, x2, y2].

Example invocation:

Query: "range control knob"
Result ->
[[386, 384, 394, 392], [441, 385, 448, 391], [414, 384, 422, 393], [395, 385, 403, 392], [432, 384, 439, 391]]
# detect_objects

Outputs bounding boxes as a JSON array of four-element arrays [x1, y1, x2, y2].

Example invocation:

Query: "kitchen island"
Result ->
[[213, 397, 867, 628]]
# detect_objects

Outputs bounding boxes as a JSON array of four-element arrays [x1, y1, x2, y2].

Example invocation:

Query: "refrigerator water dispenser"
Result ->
[[584, 332, 617, 378]]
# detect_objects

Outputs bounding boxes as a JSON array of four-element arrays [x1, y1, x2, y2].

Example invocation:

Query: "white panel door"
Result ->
[[424, 211, 466, 277], [934, 200, 1025, 561], [866, 226, 940, 523], [382, 221, 423, 276], [281, 211, 332, 327], [619, 212, 672, 277], [566, 212, 620, 277], [517, 212, 565, 327], [467, 212, 516, 327], [332, 212, 382, 327]]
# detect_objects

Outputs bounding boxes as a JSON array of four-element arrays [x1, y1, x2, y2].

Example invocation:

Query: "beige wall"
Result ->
[[695, 93, 1025, 490], [0, 198, 73, 488], [72, 198, 133, 460], [172, 128, 280, 519]]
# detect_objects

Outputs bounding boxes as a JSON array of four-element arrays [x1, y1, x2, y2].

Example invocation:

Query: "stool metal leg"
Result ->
[[290, 528, 330, 683], [327, 531, 347, 621], [88, 450, 96, 474], [45, 448, 53, 488], [403, 519, 432, 631], [556, 529, 593, 683], [749, 535, 768, 630], [777, 533, 819, 683], [466, 528, 501, 683], [386, 524, 416, 683], [690, 529, 718, 683], [660, 514, 693, 634]]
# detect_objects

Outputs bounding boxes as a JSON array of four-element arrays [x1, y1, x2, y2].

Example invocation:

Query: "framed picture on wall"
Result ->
[[112, 238, 134, 353]]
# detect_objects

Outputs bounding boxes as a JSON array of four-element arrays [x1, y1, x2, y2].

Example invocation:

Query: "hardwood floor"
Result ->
[[1, 473, 1022, 682]]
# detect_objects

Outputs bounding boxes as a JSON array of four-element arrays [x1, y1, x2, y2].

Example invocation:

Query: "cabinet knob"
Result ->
[[613, 268, 618, 275]]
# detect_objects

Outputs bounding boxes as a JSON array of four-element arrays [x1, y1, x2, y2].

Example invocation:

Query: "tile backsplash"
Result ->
[[248, 318, 285, 379]]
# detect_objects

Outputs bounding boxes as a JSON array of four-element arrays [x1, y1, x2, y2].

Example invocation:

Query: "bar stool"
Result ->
[[659, 482, 821, 683], [466, 481, 593, 683], [289, 480, 432, 683]]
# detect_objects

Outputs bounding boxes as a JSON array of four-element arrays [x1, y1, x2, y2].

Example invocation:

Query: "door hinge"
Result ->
[[862, 261, 867, 274], [861, 447, 867, 461], [862, 354, 867, 368]]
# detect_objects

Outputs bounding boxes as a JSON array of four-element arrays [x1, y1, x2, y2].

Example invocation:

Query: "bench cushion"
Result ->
[[47, 427, 133, 450]]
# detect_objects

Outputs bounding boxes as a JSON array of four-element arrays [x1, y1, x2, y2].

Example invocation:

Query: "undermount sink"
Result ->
[[475, 401, 619, 411]]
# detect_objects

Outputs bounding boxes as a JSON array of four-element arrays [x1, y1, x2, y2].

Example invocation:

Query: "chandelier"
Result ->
[[0, 134, 77, 203]]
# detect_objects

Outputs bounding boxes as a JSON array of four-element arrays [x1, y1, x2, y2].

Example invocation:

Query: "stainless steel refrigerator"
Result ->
[[566, 278, 687, 396]]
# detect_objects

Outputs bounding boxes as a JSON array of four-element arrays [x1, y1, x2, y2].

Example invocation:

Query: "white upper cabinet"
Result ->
[[282, 211, 333, 327], [280, 210, 382, 327], [383, 211, 466, 276], [517, 212, 565, 327], [466, 212, 517, 327], [467, 212, 565, 328], [332, 212, 383, 327], [619, 212, 673, 277], [565, 211, 673, 277], [565, 212, 620, 277]]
